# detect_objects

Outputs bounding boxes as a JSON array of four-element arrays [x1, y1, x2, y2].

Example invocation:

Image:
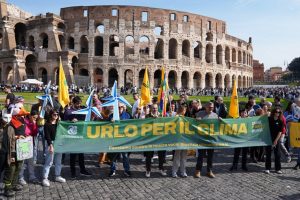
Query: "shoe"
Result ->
[[19, 178, 27, 186], [194, 170, 201, 178], [55, 176, 66, 183], [172, 172, 178, 178], [207, 171, 215, 178], [71, 173, 77, 179], [151, 158, 154, 163], [264, 170, 270, 174], [276, 170, 283, 174], [230, 165, 238, 171], [4, 188, 15, 197], [80, 170, 92, 176], [145, 171, 151, 178], [12, 184, 23, 191], [142, 157, 146, 162], [293, 164, 300, 170], [124, 171, 131, 177], [160, 170, 167, 176], [241, 166, 248, 171], [251, 158, 258, 163], [29, 178, 39, 184], [109, 171, 116, 177], [287, 156, 292, 163], [181, 172, 188, 178], [42, 179, 50, 187]]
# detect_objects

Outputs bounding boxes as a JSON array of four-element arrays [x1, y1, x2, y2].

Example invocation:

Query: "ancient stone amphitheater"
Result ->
[[0, 2, 253, 89]]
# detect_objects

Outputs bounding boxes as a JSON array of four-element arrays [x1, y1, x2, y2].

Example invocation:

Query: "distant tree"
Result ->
[[288, 57, 300, 79]]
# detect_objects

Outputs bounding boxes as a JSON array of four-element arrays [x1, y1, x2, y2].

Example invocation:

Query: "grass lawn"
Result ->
[[0, 92, 288, 112]]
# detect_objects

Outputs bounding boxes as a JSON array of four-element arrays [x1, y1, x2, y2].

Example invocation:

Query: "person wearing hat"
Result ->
[[107, 103, 132, 177]]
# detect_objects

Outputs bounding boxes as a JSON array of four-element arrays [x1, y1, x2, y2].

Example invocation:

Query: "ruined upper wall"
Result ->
[[60, 5, 227, 35], [6, 3, 32, 19]]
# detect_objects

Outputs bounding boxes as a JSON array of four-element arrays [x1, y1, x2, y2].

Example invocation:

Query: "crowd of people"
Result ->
[[0, 84, 300, 198]]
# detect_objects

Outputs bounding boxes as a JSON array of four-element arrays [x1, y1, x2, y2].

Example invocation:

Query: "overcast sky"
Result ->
[[7, 0, 300, 69]]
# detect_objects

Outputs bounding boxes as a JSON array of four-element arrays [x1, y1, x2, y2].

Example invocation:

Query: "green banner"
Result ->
[[54, 116, 272, 153]]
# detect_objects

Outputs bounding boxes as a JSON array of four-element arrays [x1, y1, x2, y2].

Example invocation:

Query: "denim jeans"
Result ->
[[19, 157, 36, 180], [43, 143, 63, 179], [110, 153, 130, 172], [34, 126, 46, 163]]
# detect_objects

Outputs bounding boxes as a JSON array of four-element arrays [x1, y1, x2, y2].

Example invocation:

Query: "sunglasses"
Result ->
[[275, 111, 281, 114]]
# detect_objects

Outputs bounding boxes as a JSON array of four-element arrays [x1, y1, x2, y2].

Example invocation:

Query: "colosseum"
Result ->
[[0, 1, 253, 89]]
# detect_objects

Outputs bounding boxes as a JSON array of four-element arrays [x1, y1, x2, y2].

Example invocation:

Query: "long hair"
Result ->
[[48, 109, 59, 123], [270, 107, 283, 119]]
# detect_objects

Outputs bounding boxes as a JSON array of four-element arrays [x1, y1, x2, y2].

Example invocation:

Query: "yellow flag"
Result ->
[[290, 122, 300, 147], [140, 67, 151, 106], [58, 57, 70, 108], [229, 79, 239, 118]]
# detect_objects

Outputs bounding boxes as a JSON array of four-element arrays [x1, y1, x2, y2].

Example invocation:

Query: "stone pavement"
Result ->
[[1, 149, 300, 200]]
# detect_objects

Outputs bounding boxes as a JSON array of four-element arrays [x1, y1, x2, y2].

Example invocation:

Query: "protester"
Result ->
[[230, 108, 248, 171], [42, 109, 66, 186], [145, 103, 167, 178], [265, 108, 283, 174], [64, 96, 92, 178], [213, 96, 228, 118], [195, 102, 218, 178], [108, 103, 132, 177], [132, 93, 140, 116], [172, 105, 188, 178], [19, 110, 39, 185], [4, 85, 15, 112]]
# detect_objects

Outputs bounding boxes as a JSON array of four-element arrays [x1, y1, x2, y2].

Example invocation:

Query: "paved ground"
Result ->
[[1, 149, 300, 200]]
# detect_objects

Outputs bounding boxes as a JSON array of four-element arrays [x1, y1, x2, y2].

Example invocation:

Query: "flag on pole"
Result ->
[[58, 57, 70, 108], [140, 67, 151, 106], [157, 67, 169, 117], [229, 79, 239, 118]]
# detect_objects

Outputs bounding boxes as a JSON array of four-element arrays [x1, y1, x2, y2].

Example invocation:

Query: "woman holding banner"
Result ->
[[42, 109, 66, 187]]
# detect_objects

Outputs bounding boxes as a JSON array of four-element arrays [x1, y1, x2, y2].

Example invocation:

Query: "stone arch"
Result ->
[[6, 66, 13, 84], [94, 36, 103, 56], [181, 71, 189, 88], [57, 22, 65, 31], [109, 35, 119, 56], [225, 46, 230, 62], [58, 35, 65, 51], [39, 33, 48, 49], [138, 69, 146, 88], [79, 68, 89, 76], [154, 26, 163, 36], [232, 48, 236, 63], [224, 74, 230, 88], [154, 69, 162, 87], [124, 69, 134, 88], [193, 72, 201, 89], [215, 73, 222, 88], [80, 35, 89, 53], [206, 32, 213, 41], [71, 56, 79, 74], [205, 72, 213, 88], [25, 54, 37, 79], [238, 51, 242, 63], [238, 75, 242, 88], [139, 36, 150, 56], [28, 35, 35, 50], [108, 68, 118, 87], [96, 24, 105, 34], [182, 40, 190, 58], [193, 41, 202, 60], [68, 37, 75, 50], [125, 35, 134, 56], [38, 68, 48, 84], [169, 38, 177, 59], [15, 22, 26, 47], [243, 76, 246, 88], [168, 70, 177, 89], [94, 68, 103, 87], [243, 51, 246, 64], [154, 38, 164, 59], [216, 45, 223, 64], [205, 44, 213, 63]]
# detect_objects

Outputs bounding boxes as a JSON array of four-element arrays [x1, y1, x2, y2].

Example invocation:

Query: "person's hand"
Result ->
[[111, 119, 115, 123], [48, 144, 54, 153], [72, 118, 78, 123], [218, 117, 222, 120], [273, 141, 277, 146]]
